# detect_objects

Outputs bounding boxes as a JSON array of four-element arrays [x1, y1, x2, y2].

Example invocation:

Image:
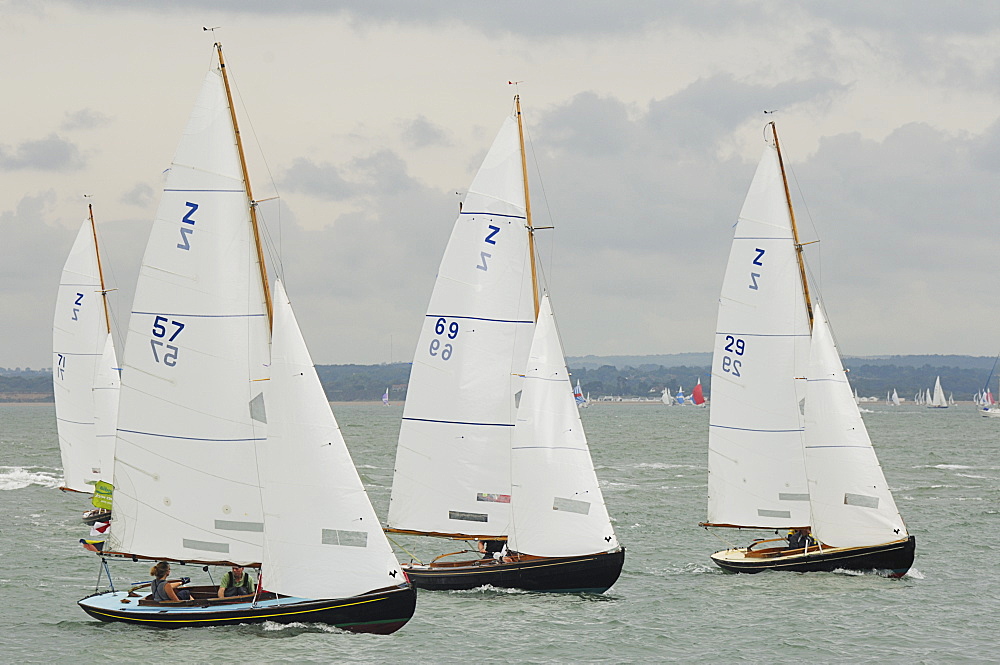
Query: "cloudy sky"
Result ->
[[3, 1, 1000, 369]]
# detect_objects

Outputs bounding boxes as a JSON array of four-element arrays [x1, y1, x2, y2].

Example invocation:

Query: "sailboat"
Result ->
[[78, 44, 416, 632], [53, 203, 120, 524], [382, 387, 390, 406], [675, 386, 687, 405], [385, 97, 624, 592], [573, 379, 588, 408], [928, 376, 948, 408], [691, 378, 707, 406], [702, 122, 914, 576], [890, 389, 900, 406]]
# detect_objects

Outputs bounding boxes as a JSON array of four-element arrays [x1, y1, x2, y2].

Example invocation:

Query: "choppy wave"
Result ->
[[0, 466, 62, 490]]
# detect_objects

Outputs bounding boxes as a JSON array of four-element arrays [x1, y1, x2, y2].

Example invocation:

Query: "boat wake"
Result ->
[[450, 584, 531, 595], [0, 466, 62, 490]]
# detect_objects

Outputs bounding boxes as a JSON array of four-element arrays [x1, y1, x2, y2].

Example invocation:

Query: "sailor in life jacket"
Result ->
[[218, 565, 255, 598]]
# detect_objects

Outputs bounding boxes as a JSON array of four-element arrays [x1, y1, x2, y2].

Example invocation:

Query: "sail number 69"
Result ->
[[430, 317, 459, 361]]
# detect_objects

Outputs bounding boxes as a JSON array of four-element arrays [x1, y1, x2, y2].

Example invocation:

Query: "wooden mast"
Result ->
[[514, 95, 540, 320], [215, 42, 273, 329], [87, 203, 111, 335], [770, 121, 814, 328]]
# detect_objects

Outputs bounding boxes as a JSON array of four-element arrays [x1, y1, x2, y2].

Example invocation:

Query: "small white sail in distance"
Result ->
[[507, 294, 618, 558], [262, 281, 403, 599], [803, 302, 907, 548]]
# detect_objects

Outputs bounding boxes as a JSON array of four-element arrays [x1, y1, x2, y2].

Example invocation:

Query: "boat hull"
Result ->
[[78, 584, 416, 633], [403, 547, 625, 593], [710, 535, 915, 577]]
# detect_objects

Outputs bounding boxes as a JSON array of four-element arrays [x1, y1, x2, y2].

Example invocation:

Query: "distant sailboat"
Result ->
[[382, 387, 390, 406], [891, 389, 900, 406], [661, 388, 672, 405], [53, 203, 119, 523], [928, 376, 948, 408], [702, 123, 914, 576], [573, 379, 588, 408], [675, 386, 687, 405], [692, 378, 706, 406]]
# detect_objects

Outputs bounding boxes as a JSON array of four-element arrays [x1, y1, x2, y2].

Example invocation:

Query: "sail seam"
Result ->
[[163, 188, 245, 193], [460, 211, 526, 219], [424, 314, 533, 324], [709, 424, 803, 433], [401, 417, 513, 427], [117, 428, 266, 442], [131, 311, 267, 318]]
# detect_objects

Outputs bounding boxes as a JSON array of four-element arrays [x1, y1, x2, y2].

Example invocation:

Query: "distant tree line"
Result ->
[[2, 360, 996, 402]]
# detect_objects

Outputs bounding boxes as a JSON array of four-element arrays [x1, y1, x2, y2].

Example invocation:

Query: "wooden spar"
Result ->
[[97, 549, 261, 568], [770, 121, 813, 328], [514, 95, 540, 320], [215, 42, 273, 330], [88, 204, 111, 335], [384, 527, 507, 541]]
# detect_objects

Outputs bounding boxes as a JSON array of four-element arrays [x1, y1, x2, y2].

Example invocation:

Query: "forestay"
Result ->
[[262, 282, 404, 598], [388, 115, 536, 537], [108, 61, 270, 564], [54, 220, 111, 492], [803, 302, 908, 547], [706, 145, 811, 529], [507, 295, 618, 557]]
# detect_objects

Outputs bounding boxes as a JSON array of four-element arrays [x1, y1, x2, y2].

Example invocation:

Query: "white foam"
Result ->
[[0, 466, 62, 491]]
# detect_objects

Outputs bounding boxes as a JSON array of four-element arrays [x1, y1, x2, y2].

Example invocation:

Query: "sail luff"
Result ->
[[87, 204, 111, 335], [215, 42, 273, 330], [770, 122, 814, 329], [515, 95, 539, 321]]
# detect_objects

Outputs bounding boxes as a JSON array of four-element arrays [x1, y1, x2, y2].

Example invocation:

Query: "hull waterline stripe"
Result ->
[[402, 417, 513, 427], [82, 595, 388, 624], [117, 429, 265, 443]]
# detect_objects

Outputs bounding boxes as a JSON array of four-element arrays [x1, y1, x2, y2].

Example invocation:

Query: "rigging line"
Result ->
[[702, 524, 741, 550], [227, 54, 285, 285], [786, 158, 822, 289], [524, 124, 558, 295], [385, 534, 424, 566]]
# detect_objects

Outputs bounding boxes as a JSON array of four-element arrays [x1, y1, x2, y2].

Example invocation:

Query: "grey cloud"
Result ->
[[0, 135, 85, 171], [61, 108, 112, 131], [645, 75, 847, 152], [401, 115, 451, 148], [281, 150, 419, 201], [121, 182, 156, 207]]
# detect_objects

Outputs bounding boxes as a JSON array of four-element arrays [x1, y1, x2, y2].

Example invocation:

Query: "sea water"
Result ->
[[1, 402, 997, 663]]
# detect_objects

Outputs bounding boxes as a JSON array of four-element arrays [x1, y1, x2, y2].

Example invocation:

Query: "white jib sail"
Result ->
[[507, 295, 618, 557], [262, 282, 403, 599], [109, 60, 270, 564], [707, 144, 811, 528], [53, 219, 109, 492], [92, 333, 120, 485], [388, 114, 535, 537], [803, 302, 908, 547]]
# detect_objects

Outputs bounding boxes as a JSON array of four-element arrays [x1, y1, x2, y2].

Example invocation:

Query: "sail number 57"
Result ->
[[150, 316, 186, 367], [429, 317, 459, 361], [721, 335, 745, 377]]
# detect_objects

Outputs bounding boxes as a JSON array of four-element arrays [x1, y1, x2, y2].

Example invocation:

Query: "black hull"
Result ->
[[78, 584, 416, 633], [404, 547, 625, 593], [711, 536, 915, 577]]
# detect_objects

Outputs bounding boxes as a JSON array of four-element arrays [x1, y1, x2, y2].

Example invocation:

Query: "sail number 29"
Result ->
[[721, 335, 745, 377], [429, 317, 459, 361]]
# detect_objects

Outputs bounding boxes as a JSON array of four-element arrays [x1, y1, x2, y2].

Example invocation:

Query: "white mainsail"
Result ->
[[929, 376, 948, 407], [53, 218, 113, 492], [262, 282, 403, 598], [388, 114, 535, 537], [706, 144, 811, 529], [92, 333, 120, 486], [108, 59, 270, 564], [507, 295, 617, 557], [891, 389, 900, 406], [803, 302, 908, 547]]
